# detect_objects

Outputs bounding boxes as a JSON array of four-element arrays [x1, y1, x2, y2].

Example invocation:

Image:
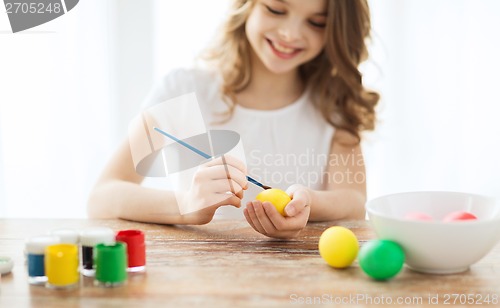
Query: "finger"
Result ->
[[262, 201, 287, 230], [220, 164, 248, 190], [285, 184, 304, 196], [244, 207, 258, 231], [220, 155, 248, 191], [231, 187, 244, 200], [205, 165, 248, 190], [221, 154, 248, 174], [195, 165, 247, 191], [211, 179, 244, 198], [217, 188, 244, 200], [260, 203, 306, 239], [213, 193, 242, 208], [196, 188, 242, 209], [246, 202, 266, 234], [253, 201, 278, 234], [204, 154, 247, 175], [263, 202, 309, 231], [284, 188, 310, 217], [288, 206, 311, 229]]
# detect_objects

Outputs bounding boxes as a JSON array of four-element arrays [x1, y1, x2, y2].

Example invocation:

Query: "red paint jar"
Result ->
[[116, 230, 146, 272]]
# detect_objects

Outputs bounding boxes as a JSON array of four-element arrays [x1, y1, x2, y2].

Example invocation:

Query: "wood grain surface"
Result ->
[[0, 219, 499, 307]]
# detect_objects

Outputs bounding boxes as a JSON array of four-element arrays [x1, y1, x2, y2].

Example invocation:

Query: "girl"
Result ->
[[88, 0, 379, 239]]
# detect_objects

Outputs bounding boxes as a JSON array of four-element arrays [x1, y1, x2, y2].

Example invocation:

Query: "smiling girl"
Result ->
[[88, 0, 379, 239]]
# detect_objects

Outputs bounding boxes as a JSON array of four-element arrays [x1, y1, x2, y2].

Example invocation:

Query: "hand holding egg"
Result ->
[[255, 188, 291, 216]]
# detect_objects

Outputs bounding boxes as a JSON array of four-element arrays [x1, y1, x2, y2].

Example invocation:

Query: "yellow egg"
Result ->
[[255, 188, 291, 216], [319, 226, 359, 268]]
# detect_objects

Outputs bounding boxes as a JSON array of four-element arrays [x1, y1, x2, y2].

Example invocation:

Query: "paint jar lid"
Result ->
[[25, 236, 61, 254], [95, 242, 128, 284], [0, 256, 14, 275], [116, 230, 146, 268], [48, 228, 79, 244], [80, 227, 115, 246]]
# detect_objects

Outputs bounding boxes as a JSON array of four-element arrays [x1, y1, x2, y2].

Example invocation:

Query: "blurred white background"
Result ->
[[0, 0, 499, 218]]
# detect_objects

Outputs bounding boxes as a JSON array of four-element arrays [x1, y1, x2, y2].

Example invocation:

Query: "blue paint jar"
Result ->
[[25, 235, 60, 285]]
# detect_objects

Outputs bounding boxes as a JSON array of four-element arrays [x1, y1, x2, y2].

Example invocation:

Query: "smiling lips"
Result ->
[[266, 39, 303, 59]]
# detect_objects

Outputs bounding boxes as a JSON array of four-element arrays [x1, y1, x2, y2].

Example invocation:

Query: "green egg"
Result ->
[[359, 240, 405, 280]]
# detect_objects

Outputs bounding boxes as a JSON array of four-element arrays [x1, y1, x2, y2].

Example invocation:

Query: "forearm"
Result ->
[[308, 189, 366, 221], [88, 180, 191, 225]]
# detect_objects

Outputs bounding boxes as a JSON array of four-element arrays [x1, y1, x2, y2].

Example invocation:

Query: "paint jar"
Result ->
[[45, 244, 79, 289], [25, 236, 60, 285], [0, 256, 14, 275], [49, 228, 79, 244], [94, 242, 128, 287], [116, 230, 146, 272], [79, 227, 115, 277]]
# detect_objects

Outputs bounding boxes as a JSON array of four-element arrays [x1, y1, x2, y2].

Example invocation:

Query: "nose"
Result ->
[[278, 18, 302, 42]]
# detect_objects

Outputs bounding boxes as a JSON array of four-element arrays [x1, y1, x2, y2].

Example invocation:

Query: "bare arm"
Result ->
[[308, 130, 366, 221], [87, 139, 189, 224], [88, 139, 248, 225]]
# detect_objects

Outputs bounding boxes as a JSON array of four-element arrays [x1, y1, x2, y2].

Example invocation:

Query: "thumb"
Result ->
[[284, 186, 311, 217]]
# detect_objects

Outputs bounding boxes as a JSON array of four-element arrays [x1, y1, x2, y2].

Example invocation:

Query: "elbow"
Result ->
[[87, 191, 103, 219], [350, 190, 366, 220], [87, 185, 117, 219], [352, 206, 366, 220]]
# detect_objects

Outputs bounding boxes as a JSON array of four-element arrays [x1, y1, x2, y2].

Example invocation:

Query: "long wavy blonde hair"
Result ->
[[204, 0, 379, 143]]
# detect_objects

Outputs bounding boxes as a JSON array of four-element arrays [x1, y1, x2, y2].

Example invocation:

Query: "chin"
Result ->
[[268, 68, 295, 75], [262, 61, 299, 75]]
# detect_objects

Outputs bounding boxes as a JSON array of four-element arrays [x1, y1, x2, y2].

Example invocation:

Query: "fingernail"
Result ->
[[285, 205, 296, 216]]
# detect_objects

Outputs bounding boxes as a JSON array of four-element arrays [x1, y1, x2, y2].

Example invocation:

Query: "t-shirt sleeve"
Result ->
[[130, 68, 204, 177], [140, 68, 197, 111]]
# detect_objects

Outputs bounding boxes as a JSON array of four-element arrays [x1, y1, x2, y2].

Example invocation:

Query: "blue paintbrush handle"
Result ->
[[154, 127, 211, 159], [153, 127, 269, 189]]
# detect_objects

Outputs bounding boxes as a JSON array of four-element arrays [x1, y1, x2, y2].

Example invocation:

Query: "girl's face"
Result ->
[[245, 0, 327, 75]]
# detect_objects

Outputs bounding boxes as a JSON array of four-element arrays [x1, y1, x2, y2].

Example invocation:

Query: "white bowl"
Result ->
[[366, 191, 500, 274]]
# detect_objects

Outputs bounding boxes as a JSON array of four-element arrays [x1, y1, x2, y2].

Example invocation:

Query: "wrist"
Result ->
[[300, 186, 313, 208], [295, 185, 313, 206]]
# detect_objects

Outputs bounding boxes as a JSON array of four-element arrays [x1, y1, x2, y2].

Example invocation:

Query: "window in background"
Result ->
[[0, 122, 4, 216], [152, 0, 230, 79], [364, 0, 500, 200], [0, 0, 115, 218], [0, 0, 230, 218]]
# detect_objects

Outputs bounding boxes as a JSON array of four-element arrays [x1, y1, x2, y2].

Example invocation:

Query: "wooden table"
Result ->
[[0, 219, 499, 307]]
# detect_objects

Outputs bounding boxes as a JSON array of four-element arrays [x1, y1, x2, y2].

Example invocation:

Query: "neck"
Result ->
[[235, 52, 304, 110]]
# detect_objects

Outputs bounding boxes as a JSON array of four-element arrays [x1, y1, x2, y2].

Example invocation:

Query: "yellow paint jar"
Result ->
[[45, 244, 79, 289]]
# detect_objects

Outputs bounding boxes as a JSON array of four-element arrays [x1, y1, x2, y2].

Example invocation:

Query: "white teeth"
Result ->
[[271, 41, 295, 54]]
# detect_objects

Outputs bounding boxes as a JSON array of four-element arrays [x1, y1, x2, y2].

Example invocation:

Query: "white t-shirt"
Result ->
[[141, 67, 335, 219]]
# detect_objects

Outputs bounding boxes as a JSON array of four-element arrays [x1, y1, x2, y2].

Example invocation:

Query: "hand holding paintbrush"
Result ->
[[153, 127, 271, 190]]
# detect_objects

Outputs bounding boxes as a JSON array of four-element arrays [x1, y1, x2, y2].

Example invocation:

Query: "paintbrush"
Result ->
[[153, 127, 271, 190]]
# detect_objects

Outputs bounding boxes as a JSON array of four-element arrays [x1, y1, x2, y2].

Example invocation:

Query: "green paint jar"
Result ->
[[94, 242, 128, 287]]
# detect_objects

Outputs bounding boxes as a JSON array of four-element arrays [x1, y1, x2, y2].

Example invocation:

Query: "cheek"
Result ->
[[246, 9, 276, 39], [309, 32, 326, 54], [245, 26, 259, 55], [246, 10, 264, 34]]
